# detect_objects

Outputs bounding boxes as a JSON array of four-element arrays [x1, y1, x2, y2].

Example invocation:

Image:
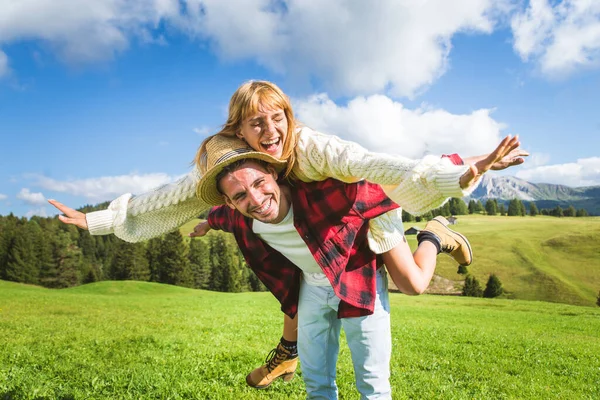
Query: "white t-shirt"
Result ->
[[253, 207, 331, 286]]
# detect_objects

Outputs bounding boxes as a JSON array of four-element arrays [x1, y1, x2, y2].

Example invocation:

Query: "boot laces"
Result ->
[[441, 243, 456, 253], [265, 347, 288, 373]]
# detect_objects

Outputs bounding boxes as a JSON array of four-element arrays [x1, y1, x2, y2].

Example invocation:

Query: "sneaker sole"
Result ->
[[250, 372, 295, 390]]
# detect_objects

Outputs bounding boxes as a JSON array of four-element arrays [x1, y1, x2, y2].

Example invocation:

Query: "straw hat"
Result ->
[[196, 135, 287, 206]]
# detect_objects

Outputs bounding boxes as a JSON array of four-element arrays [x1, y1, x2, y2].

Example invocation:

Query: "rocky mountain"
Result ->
[[467, 175, 600, 215]]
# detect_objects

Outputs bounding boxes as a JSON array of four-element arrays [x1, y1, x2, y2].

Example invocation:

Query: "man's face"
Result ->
[[219, 161, 289, 224]]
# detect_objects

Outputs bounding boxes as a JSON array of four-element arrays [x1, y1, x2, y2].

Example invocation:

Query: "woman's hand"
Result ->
[[48, 199, 89, 230], [460, 135, 528, 189]]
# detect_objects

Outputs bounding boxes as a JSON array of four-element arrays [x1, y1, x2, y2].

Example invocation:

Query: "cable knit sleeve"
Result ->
[[85, 170, 211, 243], [293, 127, 480, 215]]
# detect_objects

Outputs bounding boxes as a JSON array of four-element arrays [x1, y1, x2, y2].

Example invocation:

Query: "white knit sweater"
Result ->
[[86, 126, 476, 251]]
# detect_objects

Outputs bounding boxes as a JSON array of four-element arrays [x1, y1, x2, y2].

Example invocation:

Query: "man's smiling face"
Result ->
[[219, 160, 289, 224]]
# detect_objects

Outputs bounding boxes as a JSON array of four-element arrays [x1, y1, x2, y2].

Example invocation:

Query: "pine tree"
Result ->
[[401, 209, 414, 222], [188, 238, 211, 289], [483, 274, 504, 298], [498, 203, 506, 216], [110, 240, 150, 281], [462, 275, 483, 297], [146, 237, 162, 282], [552, 205, 563, 217], [457, 265, 468, 275], [468, 200, 477, 214], [51, 231, 83, 288], [156, 231, 192, 287], [508, 198, 522, 216], [449, 198, 468, 215], [529, 202, 539, 216], [0, 214, 18, 280], [476, 200, 484, 213], [485, 199, 497, 216], [576, 208, 589, 217], [563, 205, 576, 217], [5, 224, 39, 284]]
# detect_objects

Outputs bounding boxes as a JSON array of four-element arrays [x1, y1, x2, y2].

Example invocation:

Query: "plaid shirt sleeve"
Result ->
[[348, 180, 400, 220], [442, 153, 464, 165], [207, 205, 235, 232]]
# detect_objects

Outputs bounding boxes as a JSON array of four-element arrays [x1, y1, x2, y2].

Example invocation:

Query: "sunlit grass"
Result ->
[[1, 280, 599, 399]]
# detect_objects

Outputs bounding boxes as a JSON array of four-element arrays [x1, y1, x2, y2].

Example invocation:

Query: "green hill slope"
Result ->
[[404, 215, 600, 306]]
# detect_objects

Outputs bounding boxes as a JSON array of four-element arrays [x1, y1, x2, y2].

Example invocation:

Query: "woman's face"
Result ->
[[237, 105, 288, 160]]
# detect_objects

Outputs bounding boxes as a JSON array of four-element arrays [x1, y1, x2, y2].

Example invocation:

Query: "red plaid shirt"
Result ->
[[207, 178, 399, 319]]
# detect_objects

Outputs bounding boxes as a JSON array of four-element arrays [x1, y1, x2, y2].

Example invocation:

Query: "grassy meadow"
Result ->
[[1, 279, 599, 399]]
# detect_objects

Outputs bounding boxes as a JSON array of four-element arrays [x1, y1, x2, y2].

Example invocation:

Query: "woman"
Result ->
[[50, 80, 527, 389]]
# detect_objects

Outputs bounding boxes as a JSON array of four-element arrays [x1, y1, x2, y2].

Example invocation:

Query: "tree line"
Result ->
[[400, 197, 589, 222], [0, 206, 266, 292]]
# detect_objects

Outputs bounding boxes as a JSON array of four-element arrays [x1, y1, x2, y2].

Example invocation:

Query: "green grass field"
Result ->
[[1, 280, 599, 399]]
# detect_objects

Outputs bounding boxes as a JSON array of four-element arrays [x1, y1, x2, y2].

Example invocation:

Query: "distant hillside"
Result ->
[[404, 214, 600, 307], [468, 175, 600, 215]]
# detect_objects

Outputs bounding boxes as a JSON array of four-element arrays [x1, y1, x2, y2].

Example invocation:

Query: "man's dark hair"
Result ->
[[215, 158, 271, 195]]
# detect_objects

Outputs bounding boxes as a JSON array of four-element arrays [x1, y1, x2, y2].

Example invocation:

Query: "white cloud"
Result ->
[[16, 188, 46, 205], [294, 93, 506, 159], [511, 0, 600, 77], [33, 172, 183, 202], [0, 0, 505, 97], [194, 126, 211, 136], [185, 0, 502, 97], [528, 152, 551, 167], [516, 157, 600, 187], [26, 207, 48, 218], [0, 50, 9, 77], [0, 193, 7, 201], [0, 0, 180, 64]]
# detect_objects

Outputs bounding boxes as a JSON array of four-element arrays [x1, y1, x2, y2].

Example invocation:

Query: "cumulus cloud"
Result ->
[[26, 207, 48, 218], [516, 157, 600, 187], [0, 0, 179, 64], [0, 193, 7, 201], [16, 188, 46, 206], [33, 172, 183, 202], [187, 0, 501, 97], [0, 0, 504, 97], [194, 126, 211, 136], [511, 0, 600, 77], [294, 93, 506, 158]]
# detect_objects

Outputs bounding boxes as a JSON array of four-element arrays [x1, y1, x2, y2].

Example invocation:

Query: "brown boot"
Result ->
[[246, 343, 298, 389], [418, 216, 473, 266]]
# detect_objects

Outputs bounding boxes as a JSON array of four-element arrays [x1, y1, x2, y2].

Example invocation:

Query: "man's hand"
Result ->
[[189, 220, 211, 237], [48, 199, 89, 230], [460, 135, 527, 189]]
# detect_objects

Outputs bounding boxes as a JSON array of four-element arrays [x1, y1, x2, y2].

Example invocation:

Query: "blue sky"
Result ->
[[1, 0, 599, 218]]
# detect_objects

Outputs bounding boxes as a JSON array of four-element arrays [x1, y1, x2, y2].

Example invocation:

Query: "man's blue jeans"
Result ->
[[297, 268, 392, 400]]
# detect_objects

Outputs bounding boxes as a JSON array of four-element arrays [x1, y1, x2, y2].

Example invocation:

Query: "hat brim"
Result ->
[[196, 151, 287, 206]]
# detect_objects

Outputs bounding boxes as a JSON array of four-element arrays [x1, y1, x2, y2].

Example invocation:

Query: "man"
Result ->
[[195, 135, 471, 399]]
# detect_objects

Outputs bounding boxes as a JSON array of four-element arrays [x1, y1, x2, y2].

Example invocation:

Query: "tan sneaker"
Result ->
[[419, 216, 473, 266], [246, 343, 298, 389]]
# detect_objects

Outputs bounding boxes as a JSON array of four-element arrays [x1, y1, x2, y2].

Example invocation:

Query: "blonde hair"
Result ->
[[194, 80, 298, 178]]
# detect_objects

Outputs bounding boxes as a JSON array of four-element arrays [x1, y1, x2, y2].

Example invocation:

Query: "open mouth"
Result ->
[[252, 198, 272, 216], [261, 138, 281, 154]]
